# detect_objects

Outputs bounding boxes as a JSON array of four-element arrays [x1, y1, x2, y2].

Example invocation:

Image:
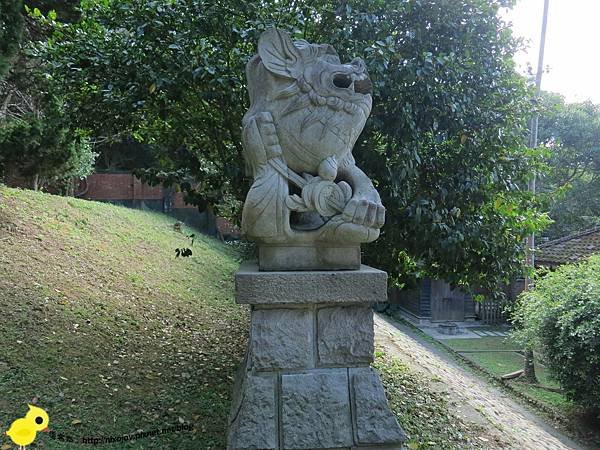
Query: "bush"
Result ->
[[0, 111, 95, 189], [513, 254, 600, 413]]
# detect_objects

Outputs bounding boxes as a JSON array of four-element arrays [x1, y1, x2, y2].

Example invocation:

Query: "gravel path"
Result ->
[[375, 314, 585, 450]]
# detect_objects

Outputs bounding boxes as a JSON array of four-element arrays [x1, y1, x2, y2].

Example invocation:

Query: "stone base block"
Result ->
[[250, 308, 313, 370], [228, 372, 277, 449], [318, 305, 374, 365], [281, 370, 353, 448], [235, 262, 387, 305], [258, 245, 360, 271], [350, 368, 406, 445], [227, 367, 405, 450]]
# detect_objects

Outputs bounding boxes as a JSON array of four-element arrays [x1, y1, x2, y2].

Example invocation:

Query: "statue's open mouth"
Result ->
[[332, 72, 372, 95], [354, 77, 372, 95]]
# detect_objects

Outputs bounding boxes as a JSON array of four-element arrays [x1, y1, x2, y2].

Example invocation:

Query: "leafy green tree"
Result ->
[[26, 0, 81, 22], [513, 255, 600, 413], [0, 0, 24, 78], [537, 93, 600, 238], [0, 108, 95, 190], [0, 1, 97, 190], [30, 0, 548, 293], [545, 178, 600, 238]]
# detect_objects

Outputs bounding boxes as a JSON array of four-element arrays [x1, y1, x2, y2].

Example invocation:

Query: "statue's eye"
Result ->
[[35, 416, 43, 424], [333, 74, 352, 89]]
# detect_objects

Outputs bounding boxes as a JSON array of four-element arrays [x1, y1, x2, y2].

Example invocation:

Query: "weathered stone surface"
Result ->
[[250, 308, 313, 370], [350, 446, 404, 450], [317, 305, 374, 365], [259, 245, 360, 271], [281, 370, 353, 449], [227, 374, 277, 450], [350, 368, 406, 445], [236, 262, 387, 305], [241, 28, 385, 249]]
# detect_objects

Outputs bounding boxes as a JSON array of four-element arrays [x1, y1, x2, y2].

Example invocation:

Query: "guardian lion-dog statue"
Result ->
[[241, 29, 385, 269]]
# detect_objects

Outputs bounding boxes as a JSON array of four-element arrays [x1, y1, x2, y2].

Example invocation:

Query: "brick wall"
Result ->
[[77, 172, 220, 235], [171, 191, 194, 209], [81, 173, 163, 201], [81, 173, 196, 209]]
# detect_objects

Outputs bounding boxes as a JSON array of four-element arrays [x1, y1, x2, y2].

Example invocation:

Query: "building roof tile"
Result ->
[[536, 227, 600, 266]]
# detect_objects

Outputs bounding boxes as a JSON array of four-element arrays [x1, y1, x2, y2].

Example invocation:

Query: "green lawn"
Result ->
[[442, 335, 565, 409], [466, 351, 524, 376], [443, 335, 520, 352], [0, 187, 496, 449], [511, 383, 572, 411]]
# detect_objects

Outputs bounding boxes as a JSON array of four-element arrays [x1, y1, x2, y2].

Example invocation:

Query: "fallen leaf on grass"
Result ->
[[71, 419, 82, 425]]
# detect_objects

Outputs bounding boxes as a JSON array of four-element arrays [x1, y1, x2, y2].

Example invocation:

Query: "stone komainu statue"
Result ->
[[241, 29, 385, 253], [228, 30, 406, 450]]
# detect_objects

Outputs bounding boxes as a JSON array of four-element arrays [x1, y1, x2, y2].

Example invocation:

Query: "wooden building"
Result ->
[[390, 278, 476, 324]]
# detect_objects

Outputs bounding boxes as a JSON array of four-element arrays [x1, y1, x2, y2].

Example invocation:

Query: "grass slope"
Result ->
[[0, 187, 492, 449], [0, 187, 246, 448]]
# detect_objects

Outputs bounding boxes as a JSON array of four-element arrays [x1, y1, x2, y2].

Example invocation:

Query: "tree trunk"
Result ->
[[522, 348, 538, 383], [33, 174, 39, 191]]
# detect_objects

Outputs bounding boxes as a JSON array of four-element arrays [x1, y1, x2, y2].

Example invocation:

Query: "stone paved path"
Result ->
[[375, 314, 585, 450]]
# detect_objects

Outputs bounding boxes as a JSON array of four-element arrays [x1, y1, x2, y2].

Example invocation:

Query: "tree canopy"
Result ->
[[0, 108, 95, 190], [0, 0, 24, 78], [0, 1, 95, 190], [29, 0, 548, 293], [537, 93, 600, 239]]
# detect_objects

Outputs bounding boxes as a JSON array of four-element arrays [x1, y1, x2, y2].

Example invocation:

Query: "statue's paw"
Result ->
[[341, 198, 385, 229], [318, 216, 380, 243]]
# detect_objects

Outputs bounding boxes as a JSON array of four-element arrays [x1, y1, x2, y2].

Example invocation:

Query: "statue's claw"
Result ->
[[342, 198, 385, 229], [318, 215, 381, 243]]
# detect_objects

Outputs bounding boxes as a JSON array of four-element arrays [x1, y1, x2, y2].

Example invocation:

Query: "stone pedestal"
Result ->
[[258, 245, 361, 271], [227, 263, 406, 450]]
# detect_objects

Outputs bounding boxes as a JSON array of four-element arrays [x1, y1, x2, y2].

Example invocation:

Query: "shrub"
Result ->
[[513, 254, 600, 413], [0, 112, 95, 189]]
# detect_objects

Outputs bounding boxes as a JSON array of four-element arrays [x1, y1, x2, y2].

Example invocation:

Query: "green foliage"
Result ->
[[64, 134, 96, 179], [0, 0, 94, 190], [26, 0, 81, 22], [0, 0, 24, 78], [538, 93, 600, 238], [0, 109, 96, 188], [30, 0, 548, 292], [319, 1, 548, 291], [544, 176, 600, 238], [512, 255, 600, 412]]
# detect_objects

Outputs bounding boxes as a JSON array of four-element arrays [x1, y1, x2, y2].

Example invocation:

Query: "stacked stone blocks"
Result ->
[[228, 263, 406, 450]]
